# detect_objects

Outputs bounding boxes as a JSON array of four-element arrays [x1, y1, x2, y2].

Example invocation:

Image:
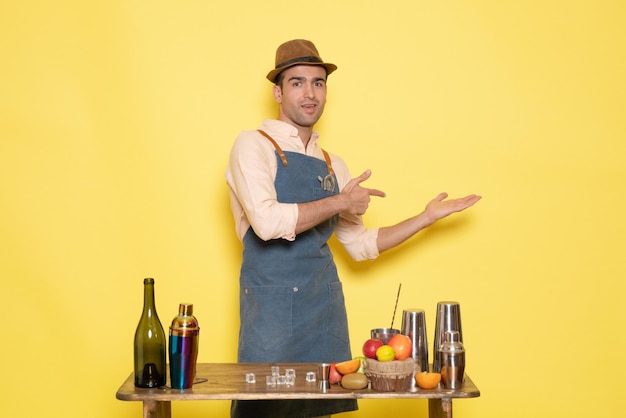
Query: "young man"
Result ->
[[225, 39, 481, 418]]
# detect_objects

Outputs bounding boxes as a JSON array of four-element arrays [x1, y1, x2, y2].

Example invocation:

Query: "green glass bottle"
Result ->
[[134, 278, 166, 388]]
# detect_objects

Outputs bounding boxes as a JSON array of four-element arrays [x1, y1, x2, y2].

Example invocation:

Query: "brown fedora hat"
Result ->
[[266, 39, 337, 83]]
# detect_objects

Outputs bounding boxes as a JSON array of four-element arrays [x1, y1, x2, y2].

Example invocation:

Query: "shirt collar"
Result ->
[[261, 119, 320, 150]]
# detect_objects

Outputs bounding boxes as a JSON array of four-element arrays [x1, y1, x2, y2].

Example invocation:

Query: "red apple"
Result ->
[[329, 362, 342, 384], [362, 338, 384, 359], [388, 334, 412, 360]]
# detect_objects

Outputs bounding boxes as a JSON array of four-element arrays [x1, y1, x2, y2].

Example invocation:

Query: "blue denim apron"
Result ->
[[231, 145, 358, 417]]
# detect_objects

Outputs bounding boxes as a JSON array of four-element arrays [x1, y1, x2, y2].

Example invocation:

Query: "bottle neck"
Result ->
[[143, 282, 157, 316]]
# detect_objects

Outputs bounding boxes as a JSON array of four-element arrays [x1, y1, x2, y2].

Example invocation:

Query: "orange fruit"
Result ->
[[335, 358, 361, 375], [375, 345, 395, 362], [388, 334, 412, 360], [415, 372, 441, 389]]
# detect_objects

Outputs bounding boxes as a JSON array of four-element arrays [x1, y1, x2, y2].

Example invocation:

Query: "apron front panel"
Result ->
[[233, 148, 357, 417], [326, 281, 350, 343], [238, 285, 294, 359], [241, 229, 333, 283], [274, 150, 339, 204]]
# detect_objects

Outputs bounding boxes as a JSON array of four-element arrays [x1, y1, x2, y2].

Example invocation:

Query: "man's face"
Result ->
[[273, 65, 328, 131]]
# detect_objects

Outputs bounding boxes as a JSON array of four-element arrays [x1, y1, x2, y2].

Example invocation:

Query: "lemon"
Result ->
[[375, 345, 395, 362]]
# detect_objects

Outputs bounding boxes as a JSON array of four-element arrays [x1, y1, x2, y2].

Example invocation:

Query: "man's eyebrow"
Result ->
[[287, 76, 327, 83]]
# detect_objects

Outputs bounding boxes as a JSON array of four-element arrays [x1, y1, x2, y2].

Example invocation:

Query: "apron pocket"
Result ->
[[327, 281, 350, 343], [241, 286, 294, 353]]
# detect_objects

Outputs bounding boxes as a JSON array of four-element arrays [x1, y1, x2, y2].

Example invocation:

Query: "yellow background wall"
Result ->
[[1, 1, 624, 417]]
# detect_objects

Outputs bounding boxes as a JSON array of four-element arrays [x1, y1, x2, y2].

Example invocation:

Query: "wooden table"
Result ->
[[116, 363, 480, 418]]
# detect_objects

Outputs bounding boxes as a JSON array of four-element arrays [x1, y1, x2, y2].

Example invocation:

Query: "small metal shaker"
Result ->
[[440, 331, 465, 389], [169, 303, 200, 389]]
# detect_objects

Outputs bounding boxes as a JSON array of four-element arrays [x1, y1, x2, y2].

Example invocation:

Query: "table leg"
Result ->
[[143, 400, 172, 418], [428, 398, 452, 418]]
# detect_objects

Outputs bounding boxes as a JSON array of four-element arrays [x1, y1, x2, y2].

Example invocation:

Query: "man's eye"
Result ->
[[292, 82, 301, 87]]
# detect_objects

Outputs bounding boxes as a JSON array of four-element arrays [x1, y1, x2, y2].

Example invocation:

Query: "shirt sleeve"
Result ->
[[226, 131, 298, 241], [330, 154, 381, 261]]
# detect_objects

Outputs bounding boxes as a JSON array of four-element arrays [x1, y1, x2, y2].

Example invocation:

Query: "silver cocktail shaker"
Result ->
[[440, 331, 465, 389], [169, 303, 200, 389], [401, 309, 429, 383], [433, 301, 463, 373]]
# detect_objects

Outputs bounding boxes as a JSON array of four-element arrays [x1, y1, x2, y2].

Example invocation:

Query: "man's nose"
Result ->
[[303, 84, 315, 99]]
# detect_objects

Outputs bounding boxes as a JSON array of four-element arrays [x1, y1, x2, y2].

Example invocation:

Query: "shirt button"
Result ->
[[293, 287, 299, 292], [244, 288, 249, 294]]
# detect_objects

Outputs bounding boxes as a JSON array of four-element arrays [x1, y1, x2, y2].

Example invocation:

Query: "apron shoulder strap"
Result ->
[[257, 129, 288, 166], [257, 129, 334, 175], [321, 149, 334, 175]]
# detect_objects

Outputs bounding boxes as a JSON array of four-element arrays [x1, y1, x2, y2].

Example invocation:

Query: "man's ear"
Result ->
[[273, 84, 282, 103]]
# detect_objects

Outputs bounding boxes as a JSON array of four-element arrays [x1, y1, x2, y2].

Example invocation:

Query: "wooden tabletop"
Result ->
[[116, 363, 480, 402]]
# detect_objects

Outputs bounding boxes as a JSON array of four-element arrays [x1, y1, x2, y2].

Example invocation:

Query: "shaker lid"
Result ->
[[170, 303, 199, 330], [440, 331, 464, 353], [179, 303, 193, 316]]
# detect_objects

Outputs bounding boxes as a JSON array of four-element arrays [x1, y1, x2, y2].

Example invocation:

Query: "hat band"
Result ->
[[275, 55, 323, 70]]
